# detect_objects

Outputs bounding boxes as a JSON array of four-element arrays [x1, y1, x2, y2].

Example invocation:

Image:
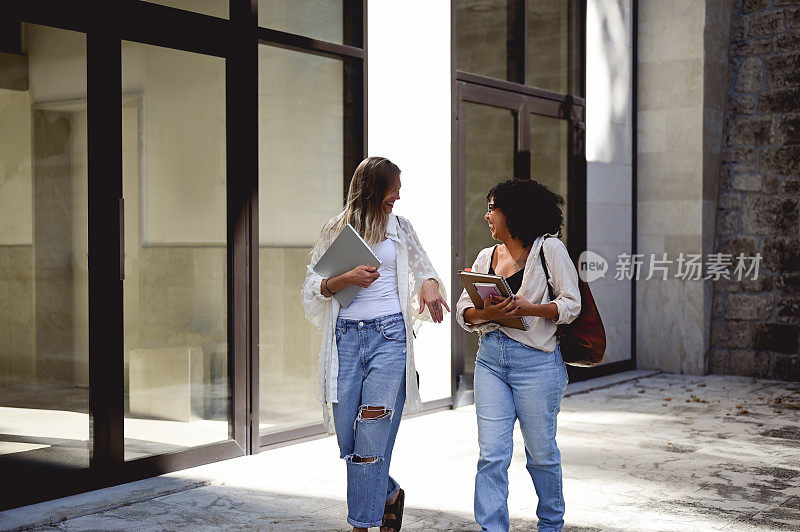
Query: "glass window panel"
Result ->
[[530, 114, 569, 242], [258, 0, 344, 44], [527, 0, 571, 93], [258, 45, 343, 434], [0, 24, 89, 472], [122, 42, 228, 460], [457, 0, 514, 81], [140, 0, 229, 19], [461, 102, 515, 390]]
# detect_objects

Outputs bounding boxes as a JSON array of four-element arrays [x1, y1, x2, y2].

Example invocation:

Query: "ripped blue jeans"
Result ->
[[333, 312, 407, 529]]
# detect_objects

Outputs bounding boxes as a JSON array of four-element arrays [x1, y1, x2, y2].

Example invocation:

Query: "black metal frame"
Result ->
[[1, 0, 367, 511], [451, 0, 634, 397]]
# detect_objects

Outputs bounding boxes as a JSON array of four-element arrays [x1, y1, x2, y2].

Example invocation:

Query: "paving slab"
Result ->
[[2, 371, 800, 531]]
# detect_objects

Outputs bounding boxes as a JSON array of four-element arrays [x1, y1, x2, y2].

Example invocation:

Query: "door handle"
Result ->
[[119, 197, 125, 281]]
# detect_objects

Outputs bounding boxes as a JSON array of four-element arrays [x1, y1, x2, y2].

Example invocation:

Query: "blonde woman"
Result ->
[[301, 157, 449, 532]]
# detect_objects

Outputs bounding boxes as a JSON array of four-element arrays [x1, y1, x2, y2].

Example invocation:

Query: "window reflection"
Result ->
[[259, 0, 344, 44], [528, 0, 572, 93], [530, 113, 569, 242], [258, 45, 343, 434], [0, 24, 89, 472], [461, 102, 515, 390], [121, 42, 229, 460], [457, 0, 515, 81]]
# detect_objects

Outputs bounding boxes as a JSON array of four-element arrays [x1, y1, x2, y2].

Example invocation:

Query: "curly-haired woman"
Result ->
[[301, 157, 449, 532], [456, 178, 581, 532]]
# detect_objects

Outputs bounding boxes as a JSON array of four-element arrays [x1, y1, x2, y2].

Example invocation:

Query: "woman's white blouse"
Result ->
[[456, 234, 581, 352], [301, 214, 446, 434], [338, 239, 402, 320]]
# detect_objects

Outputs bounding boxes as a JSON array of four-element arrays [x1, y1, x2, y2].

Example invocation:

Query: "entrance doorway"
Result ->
[[452, 81, 585, 404]]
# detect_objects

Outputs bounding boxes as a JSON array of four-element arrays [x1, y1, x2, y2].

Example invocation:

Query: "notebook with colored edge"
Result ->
[[457, 270, 529, 331], [313, 224, 382, 308]]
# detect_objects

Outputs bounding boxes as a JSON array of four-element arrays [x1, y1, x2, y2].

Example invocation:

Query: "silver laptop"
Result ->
[[313, 224, 382, 308]]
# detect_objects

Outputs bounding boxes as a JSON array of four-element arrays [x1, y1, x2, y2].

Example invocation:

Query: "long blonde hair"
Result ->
[[324, 157, 401, 245]]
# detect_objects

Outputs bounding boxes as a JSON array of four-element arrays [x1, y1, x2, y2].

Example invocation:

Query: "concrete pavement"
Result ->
[[3, 370, 800, 531]]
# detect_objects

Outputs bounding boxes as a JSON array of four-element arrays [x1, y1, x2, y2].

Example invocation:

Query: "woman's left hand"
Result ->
[[420, 279, 450, 323], [504, 294, 536, 318]]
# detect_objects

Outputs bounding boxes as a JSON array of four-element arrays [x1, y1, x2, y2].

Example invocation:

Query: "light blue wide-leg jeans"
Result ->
[[332, 312, 407, 529], [474, 330, 569, 532]]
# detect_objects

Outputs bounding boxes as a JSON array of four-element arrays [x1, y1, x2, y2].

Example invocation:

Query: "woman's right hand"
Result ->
[[481, 295, 516, 321], [347, 265, 380, 288]]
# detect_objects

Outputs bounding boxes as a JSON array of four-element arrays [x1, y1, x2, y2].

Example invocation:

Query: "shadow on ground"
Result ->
[[31, 486, 629, 532]]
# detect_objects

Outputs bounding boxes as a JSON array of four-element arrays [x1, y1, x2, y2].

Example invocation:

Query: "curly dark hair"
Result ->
[[487, 178, 565, 248]]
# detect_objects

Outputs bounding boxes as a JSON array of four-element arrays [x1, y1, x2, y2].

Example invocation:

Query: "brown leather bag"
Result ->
[[539, 238, 606, 367]]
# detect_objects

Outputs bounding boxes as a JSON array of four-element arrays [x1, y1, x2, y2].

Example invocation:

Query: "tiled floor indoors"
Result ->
[[3, 371, 800, 531]]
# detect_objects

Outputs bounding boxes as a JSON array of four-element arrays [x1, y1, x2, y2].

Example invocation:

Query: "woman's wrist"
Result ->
[[424, 278, 439, 290], [322, 272, 351, 297], [339, 270, 354, 287], [531, 303, 558, 319], [464, 307, 487, 325], [323, 277, 336, 296]]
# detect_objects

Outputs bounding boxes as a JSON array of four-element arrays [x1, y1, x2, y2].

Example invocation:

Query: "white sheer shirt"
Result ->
[[301, 214, 446, 434], [456, 234, 581, 352]]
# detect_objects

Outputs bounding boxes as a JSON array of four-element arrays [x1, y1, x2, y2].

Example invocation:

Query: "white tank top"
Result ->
[[338, 238, 402, 320]]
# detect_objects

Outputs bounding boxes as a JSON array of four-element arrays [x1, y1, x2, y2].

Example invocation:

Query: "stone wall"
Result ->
[[711, 0, 800, 380]]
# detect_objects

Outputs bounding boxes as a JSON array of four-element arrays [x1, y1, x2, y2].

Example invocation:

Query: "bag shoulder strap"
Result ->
[[396, 215, 406, 237], [538, 236, 556, 302]]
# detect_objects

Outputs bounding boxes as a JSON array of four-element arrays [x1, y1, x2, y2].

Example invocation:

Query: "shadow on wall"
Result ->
[[587, 0, 630, 162], [585, 0, 633, 367]]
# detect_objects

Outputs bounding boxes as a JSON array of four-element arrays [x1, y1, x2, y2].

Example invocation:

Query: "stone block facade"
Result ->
[[711, 0, 800, 380]]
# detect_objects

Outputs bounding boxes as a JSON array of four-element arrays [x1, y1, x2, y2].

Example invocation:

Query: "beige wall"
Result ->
[[258, 46, 343, 247], [0, 25, 86, 388], [122, 43, 227, 245], [0, 26, 230, 406], [0, 89, 35, 384], [0, 247, 34, 388], [636, 0, 732, 373], [0, 90, 32, 245]]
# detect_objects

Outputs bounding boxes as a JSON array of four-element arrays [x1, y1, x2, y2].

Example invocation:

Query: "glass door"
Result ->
[[256, 43, 345, 436], [455, 99, 517, 401], [2, 0, 267, 509], [0, 23, 91, 507], [454, 83, 577, 403], [254, 1, 366, 447], [120, 41, 231, 460]]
